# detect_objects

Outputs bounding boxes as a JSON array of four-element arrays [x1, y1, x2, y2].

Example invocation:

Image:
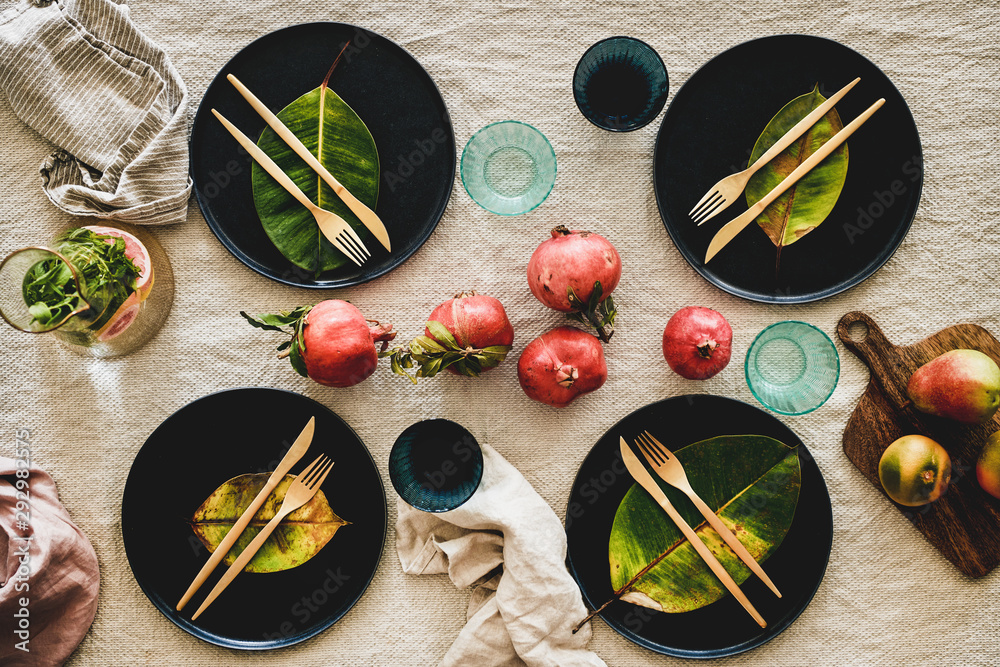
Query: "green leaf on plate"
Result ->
[[609, 435, 800, 613], [252, 81, 379, 276], [191, 472, 349, 573], [745, 84, 848, 264]]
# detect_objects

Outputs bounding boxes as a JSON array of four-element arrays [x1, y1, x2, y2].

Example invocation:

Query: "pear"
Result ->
[[907, 349, 1000, 424]]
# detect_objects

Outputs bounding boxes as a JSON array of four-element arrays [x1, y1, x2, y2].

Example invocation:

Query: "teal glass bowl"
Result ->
[[573, 36, 669, 132], [389, 419, 484, 512], [460, 121, 557, 215], [745, 321, 840, 415]]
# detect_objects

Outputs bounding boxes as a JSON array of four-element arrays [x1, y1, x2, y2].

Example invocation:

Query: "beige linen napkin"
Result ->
[[0, 453, 100, 665], [0, 0, 191, 224], [396, 443, 606, 667]]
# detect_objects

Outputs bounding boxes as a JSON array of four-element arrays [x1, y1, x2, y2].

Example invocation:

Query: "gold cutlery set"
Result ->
[[214, 75, 391, 267], [176, 417, 332, 619], [620, 431, 779, 627], [695, 77, 884, 263]]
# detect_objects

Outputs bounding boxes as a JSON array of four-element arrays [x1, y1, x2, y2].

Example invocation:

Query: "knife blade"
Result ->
[[704, 97, 885, 264], [227, 74, 392, 253], [176, 416, 316, 611], [619, 437, 766, 628]]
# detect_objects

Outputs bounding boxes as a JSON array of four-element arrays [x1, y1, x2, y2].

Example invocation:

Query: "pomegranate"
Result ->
[[425, 291, 514, 375], [517, 326, 608, 407], [527, 226, 622, 342], [662, 307, 732, 380], [385, 291, 515, 380], [242, 300, 395, 388]]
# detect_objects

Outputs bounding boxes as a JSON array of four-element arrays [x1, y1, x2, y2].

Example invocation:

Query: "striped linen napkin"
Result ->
[[0, 0, 190, 224]]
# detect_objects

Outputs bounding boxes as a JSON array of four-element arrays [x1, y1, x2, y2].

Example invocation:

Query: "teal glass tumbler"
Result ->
[[573, 36, 669, 131], [461, 121, 557, 215], [745, 321, 840, 415], [389, 419, 484, 513]]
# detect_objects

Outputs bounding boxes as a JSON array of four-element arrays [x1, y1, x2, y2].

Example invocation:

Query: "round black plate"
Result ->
[[190, 23, 455, 288], [566, 395, 833, 658], [121, 388, 387, 649], [654, 35, 922, 303]]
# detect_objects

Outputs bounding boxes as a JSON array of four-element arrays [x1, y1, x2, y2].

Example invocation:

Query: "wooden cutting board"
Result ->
[[837, 311, 1000, 577]]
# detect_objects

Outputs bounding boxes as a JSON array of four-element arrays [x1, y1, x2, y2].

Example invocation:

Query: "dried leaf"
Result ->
[[191, 473, 348, 573], [745, 84, 848, 259]]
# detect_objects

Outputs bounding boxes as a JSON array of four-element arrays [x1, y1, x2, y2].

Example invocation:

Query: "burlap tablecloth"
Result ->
[[1, 0, 998, 664]]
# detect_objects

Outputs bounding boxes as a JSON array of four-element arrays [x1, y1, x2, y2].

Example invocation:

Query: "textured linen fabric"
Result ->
[[0, 0, 190, 224], [0, 456, 100, 666], [396, 443, 605, 667], [0, 0, 998, 665]]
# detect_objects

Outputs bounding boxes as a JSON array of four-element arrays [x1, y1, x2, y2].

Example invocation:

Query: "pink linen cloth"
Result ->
[[0, 453, 99, 666]]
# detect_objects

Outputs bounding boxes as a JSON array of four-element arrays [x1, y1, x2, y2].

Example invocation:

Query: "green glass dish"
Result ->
[[745, 321, 840, 415], [460, 120, 557, 215]]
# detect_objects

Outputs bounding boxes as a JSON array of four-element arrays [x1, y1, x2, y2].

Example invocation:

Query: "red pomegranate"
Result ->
[[527, 226, 621, 342], [302, 300, 396, 387], [243, 300, 395, 388], [517, 326, 608, 407], [662, 307, 732, 380], [425, 291, 514, 375]]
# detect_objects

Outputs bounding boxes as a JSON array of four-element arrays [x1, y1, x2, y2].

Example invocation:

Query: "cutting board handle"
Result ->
[[836, 311, 911, 407]]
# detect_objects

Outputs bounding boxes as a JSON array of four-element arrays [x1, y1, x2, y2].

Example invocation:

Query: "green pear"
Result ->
[[907, 349, 1000, 424]]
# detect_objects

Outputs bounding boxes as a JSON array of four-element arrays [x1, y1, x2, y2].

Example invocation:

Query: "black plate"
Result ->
[[190, 23, 455, 288], [566, 395, 832, 658], [654, 35, 922, 303], [121, 388, 387, 649]]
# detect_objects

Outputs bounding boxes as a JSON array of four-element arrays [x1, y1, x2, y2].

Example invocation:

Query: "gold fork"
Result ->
[[635, 431, 781, 598], [190, 454, 335, 620], [689, 77, 860, 225], [211, 109, 370, 267]]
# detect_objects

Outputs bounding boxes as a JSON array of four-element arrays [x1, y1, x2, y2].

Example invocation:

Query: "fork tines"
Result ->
[[333, 229, 370, 266], [689, 191, 728, 226], [302, 454, 335, 487], [635, 431, 669, 465]]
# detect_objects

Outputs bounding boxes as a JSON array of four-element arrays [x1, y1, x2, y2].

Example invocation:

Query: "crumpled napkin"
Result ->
[[396, 442, 606, 667], [0, 0, 191, 224], [0, 453, 100, 666]]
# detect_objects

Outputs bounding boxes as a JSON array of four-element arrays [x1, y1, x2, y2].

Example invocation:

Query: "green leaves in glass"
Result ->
[[745, 85, 848, 265], [609, 435, 800, 613], [251, 81, 379, 276], [191, 472, 348, 573], [22, 227, 139, 329]]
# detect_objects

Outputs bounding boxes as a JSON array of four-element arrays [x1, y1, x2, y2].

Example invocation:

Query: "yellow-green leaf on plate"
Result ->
[[745, 85, 848, 255], [191, 472, 349, 573], [252, 84, 379, 275], [609, 435, 800, 613]]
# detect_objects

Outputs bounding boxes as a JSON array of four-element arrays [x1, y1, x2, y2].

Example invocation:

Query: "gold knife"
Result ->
[[619, 437, 766, 628], [176, 416, 316, 611], [227, 74, 392, 253], [704, 98, 885, 264]]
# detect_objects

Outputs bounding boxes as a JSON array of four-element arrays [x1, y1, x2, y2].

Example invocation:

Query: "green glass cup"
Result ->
[[745, 321, 840, 415], [461, 120, 557, 215]]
